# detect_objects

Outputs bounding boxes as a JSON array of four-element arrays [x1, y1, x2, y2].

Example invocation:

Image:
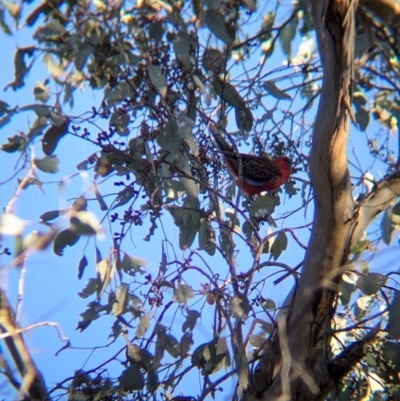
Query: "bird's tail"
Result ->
[[207, 121, 233, 155]]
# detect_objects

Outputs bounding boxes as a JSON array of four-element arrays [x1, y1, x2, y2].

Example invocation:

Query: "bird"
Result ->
[[207, 122, 292, 197]]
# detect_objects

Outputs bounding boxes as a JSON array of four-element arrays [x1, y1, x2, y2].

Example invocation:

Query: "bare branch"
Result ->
[[0, 289, 50, 400]]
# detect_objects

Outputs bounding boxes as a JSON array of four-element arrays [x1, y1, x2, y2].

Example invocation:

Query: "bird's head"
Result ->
[[279, 156, 292, 171]]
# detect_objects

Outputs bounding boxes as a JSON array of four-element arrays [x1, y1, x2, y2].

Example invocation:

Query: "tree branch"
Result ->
[[316, 328, 379, 401], [351, 170, 400, 245], [0, 289, 50, 400]]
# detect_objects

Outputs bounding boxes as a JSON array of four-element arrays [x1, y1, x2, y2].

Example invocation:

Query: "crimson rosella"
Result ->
[[208, 123, 292, 196]]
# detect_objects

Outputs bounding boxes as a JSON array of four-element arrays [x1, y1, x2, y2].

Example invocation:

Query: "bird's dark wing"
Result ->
[[239, 155, 281, 187]]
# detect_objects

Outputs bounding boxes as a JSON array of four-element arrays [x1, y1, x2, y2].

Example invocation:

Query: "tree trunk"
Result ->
[[244, 1, 360, 399]]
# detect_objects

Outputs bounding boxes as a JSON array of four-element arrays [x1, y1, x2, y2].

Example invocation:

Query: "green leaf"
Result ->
[[202, 47, 226, 72], [247, 195, 277, 218], [350, 239, 370, 259], [106, 81, 135, 104], [390, 203, 400, 228], [136, 312, 151, 337], [212, 76, 246, 109], [353, 91, 367, 108], [166, 197, 201, 250], [77, 255, 88, 279], [0, 100, 10, 116], [4, 1, 20, 19], [63, 82, 75, 107], [338, 274, 356, 306], [392, 201, 400, 216], [34, 22, 66, 41], [112, 186, 135, 210], [388, 290, 400, 339], [159, 118, 184, 158], [175, 153, 199, 198], [381, 342, 400, 369], [107, 53, 141, 68], [22, 230, 54, 252], [270, 232, 288, 260], [72, 196, 88, 212], [165, 333, 180, 358], [159, 242, 168, 274], [191, 338, 230, 375], [0, 8, 12, 35], [34, 155, 60, 173], [109, 109, 130, 136], [355, 106, 370, 131], [381, 209, 393, 245], [182, 309, 201, 333], [176, 114, 198, 155], [27, 116, 48, 141], [53, 228, 81, 256], [173, 31, 195, 70], [128, 136, 145, 157], [33, 82, 50, 102], [97, 258, 111, 298], [96, 248, 104, 268], [43, 53, 66, 79], [78, 278, 100, 298], [93, 183, 108, 211], [154, 324, 167, 368], [126, 343, 153, 370], [356, 273, 387, 295], [77, 301, 102, 331], [111, 284, 129, 316], [241, 0, 256, 11], [284, 180, 298, 197], [40, 210, 62, 221], [42, 120, 69, 156], [118, 366, 145, 391], [235, 106, 254, 132], [279, 13, 299, 57], [173, 284, 195, 304], [70, 211, 102, 236], [205, 9, 234, 45], [149, 65, 167, 98], [0, 113, 12, 129], [354, 295, 371, 321], [198, 218, 216, 256], [0, 134, 26, 153], [235, 347, 249, 392], [6, 46, 36, 90], [229, 294, 252, 320], [129, 300, 145, 324], [224, 209, 240, 234], [249, 333, 268, 349], [180, 332, 193, 356], [163, 180, 186, 201], [261, 298, 276, 310], [242, 220, 254, 241], [119, 254, 146, 275]]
